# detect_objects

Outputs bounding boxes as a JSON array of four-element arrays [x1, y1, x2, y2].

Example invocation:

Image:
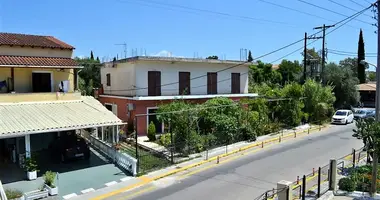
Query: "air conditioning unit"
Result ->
[[128, 103, 135, 111]]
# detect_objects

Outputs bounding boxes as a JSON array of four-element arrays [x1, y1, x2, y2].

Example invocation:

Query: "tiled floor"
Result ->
[[1, 147, 131, 198]]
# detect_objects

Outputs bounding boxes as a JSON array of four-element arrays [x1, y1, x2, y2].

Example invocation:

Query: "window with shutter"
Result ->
[[179, 72, 191, 95], [148, 71, 161, 96], [231, 73, 240, 94], [207, 72, 217, 94], [106, 73, 111, 86]]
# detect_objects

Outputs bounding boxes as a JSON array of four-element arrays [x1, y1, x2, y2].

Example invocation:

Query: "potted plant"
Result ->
[[5, 189, 24, 200], [24, 156, 38, 180], [43, 171, 58, 196]]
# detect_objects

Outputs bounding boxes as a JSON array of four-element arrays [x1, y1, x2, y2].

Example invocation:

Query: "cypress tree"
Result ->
[[358, 29, 366, 83], [247, 50, 253, 62]]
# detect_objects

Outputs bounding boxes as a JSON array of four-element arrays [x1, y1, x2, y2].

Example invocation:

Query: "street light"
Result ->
[[360, 60, 377, 68]]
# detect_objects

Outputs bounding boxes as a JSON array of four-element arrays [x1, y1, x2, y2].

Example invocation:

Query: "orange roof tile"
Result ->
[[0, 33, 74, 49], [0, 55, 81, 68]]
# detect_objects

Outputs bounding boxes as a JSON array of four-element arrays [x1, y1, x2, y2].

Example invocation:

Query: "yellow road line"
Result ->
[[92, 124, 328, 200], [117, 186, 156, 200]]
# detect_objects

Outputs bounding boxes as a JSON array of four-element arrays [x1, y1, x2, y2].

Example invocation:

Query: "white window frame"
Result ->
[[32, 71, 54, 92], [146, 107, 164, 133]]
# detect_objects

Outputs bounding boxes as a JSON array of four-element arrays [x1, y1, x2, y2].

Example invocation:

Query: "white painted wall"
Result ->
[[102, 60, 249, 97], [0, 46, 73, 58], [101, 63, 136, 96]]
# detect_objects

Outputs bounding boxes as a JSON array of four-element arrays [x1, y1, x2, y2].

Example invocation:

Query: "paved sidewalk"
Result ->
[[68, 123, 327, 200]]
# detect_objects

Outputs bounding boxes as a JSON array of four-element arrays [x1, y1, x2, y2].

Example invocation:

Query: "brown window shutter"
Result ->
[[148, 71, 155, 96], [179, 72, 190, 95], [231, 73, 240, 94], [106, 74, 111, 86], [155, 71, 161, 96], [207, 72, 217, 94]]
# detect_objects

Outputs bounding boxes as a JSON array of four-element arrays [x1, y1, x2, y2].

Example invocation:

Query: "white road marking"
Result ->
[[81, 188, 95, 194], [120, 177, 133, 182], [105, 181, 118, 186], [63, 193, 78, 199]]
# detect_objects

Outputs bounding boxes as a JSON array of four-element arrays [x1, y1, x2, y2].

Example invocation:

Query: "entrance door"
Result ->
[[148, 109, 162, 133], [32, 72, 51, 92]]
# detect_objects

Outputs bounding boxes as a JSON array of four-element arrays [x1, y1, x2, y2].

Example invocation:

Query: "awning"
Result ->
[[0, 96, 124, 138]]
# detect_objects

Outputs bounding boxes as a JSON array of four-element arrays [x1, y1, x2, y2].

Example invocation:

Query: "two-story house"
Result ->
[[98, 56, 257, 136], [0, 33, 123, 176]]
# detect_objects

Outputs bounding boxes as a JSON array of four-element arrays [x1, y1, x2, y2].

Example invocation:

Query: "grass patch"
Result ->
[[120, 143, 171, 174]]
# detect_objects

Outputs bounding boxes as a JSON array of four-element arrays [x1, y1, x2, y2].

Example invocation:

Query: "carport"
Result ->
[[0, 96, 129, 196]]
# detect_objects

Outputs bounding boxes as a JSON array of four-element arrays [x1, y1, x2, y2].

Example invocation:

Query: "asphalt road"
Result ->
[[109, 124, 363, 200]]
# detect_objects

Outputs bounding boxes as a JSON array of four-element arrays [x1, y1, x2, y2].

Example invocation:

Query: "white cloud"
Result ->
[[150, 50, 184, 58]]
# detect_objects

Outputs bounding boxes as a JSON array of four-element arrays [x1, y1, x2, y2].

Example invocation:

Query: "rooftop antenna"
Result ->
[[115, 43, 127, 58]]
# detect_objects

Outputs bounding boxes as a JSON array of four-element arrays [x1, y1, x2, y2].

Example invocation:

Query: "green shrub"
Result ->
[[339, 177, 356, 192], [43, 171, 56, 188], [159, 133, 172, 147], [25, 156, 38, 172], [5, 189, 23, 199], [147, 121, 156, 141]]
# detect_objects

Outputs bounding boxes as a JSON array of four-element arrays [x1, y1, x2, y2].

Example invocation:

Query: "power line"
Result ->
[[104, 5, 372, 93], [258, 0, 369, 31], [328, 51, 377, 57], [328, 0, 373, 18], [349, 0, 367, 8], [114, 0, 298, 27], [297, 0, 373, 26], [328, 48, 377, 55]]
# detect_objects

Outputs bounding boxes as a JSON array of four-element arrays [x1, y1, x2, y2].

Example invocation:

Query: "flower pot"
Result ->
[[45, 184, 58, 196], [27, 171, 37, 180]]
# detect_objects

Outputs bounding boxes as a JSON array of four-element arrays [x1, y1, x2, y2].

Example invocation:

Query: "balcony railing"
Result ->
[[0, 92, 82, 103]]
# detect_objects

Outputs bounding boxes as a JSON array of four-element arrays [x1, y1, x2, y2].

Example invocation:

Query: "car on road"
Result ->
[[49, 131, 90, 163], [331, 109, 354, 124], [353, 108, 376, 120]]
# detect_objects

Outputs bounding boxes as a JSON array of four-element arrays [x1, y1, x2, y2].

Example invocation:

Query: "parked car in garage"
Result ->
[[49, 131, 90, 163], [331, 109, 354, 125]]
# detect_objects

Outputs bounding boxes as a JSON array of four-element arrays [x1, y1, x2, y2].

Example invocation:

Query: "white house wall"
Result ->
[[101, 63, 136, 96], [134, 61, 249, 96]]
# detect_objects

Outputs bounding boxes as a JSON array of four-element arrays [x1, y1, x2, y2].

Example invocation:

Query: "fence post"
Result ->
[[294, 130, 296, 138], [358, 151, 361, 164], [302, 175, 306, 200], [308, 128, 310, 134], [277, 180, 292, 200], [317, 167, 321, 198], [134, 117, 139, 174], [329, 159, 337, 191], [217, 156, 220, 164], [279, 136, 281, 143], [170, 121, 174, 164], [353, 149, 356, 168], [262, 141, 264, 148]]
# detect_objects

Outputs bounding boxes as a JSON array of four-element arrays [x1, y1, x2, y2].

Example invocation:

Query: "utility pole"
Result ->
[[303, 32, 307, 83], [371, 1, 380, 197], [115, 43, 127, 59], [313, 24, 335, 83]]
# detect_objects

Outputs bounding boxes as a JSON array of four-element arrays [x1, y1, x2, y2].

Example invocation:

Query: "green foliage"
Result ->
[[43, 171, 57, 188], [75, 51, 101, 95], [339, 177, 356, 192], [248, 50, 253, 62], [368, 71, 376, 82], [25, 155, 38, 172], [147, 122, 156, 141], [5, 189, 23, 199], [358, 29, 366, 84], [277, 59, 302, 84], [278, 83, 304, 126], [249, 61, 282, 85], [303, 79, 335, 122], [206, 55, 218, 60], [159, 133, 173, 147], [353, 118, 380, 155], [324, 62, 360, 109]]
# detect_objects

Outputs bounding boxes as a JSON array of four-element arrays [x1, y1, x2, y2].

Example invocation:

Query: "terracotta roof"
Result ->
[[0, 33, 74, 49], [0, 55, 82, 68], [272, 64, 280, 70], [357, 83, 376, 91]]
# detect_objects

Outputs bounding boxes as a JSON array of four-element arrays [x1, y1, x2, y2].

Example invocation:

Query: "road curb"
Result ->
[[91, 124, 329, 200]]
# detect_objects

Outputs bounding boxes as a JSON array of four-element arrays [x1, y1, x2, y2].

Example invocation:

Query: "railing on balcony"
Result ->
[[0, 92, 82, 103]]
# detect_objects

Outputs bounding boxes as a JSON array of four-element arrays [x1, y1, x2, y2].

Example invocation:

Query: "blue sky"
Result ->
[[0, 0, 378, 67]]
